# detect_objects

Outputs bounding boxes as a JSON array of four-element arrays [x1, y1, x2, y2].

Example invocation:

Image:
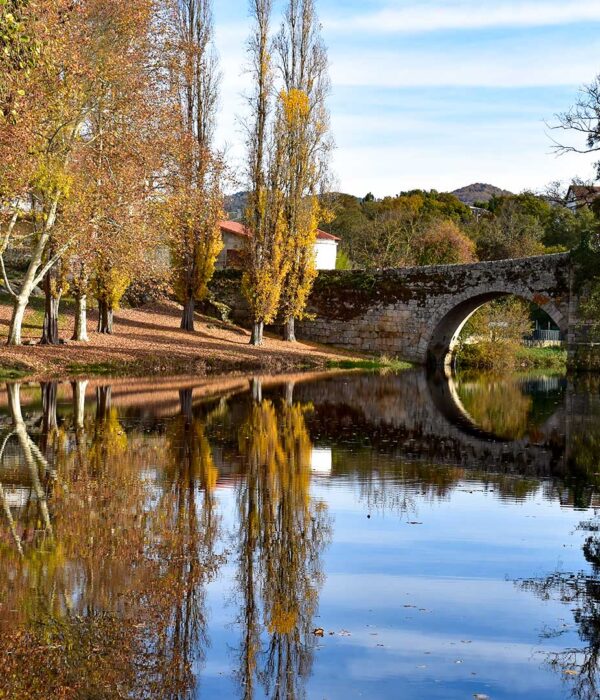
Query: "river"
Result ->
[[0, 369, 599, 699]]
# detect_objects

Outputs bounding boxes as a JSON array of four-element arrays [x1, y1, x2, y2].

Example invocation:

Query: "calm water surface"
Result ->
[[1, 370, 600, 699]]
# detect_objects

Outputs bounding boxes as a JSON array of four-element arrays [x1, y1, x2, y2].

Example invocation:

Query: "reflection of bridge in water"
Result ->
[[292, 371, 569, 478]]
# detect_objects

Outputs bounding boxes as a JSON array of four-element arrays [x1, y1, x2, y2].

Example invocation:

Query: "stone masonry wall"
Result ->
[[207, 254, 574, 365]]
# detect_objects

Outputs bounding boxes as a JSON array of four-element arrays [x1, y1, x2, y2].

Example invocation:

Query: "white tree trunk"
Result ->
[[73, 380, 88, 430], [72, 294, 89, 341], [7, 297, 27, 346], [6, 194, 60, 346]]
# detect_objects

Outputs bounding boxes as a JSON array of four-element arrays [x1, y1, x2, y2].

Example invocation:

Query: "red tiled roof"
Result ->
[[219, 220, 340, 242], [316, 229, 341, 242], [219, 220, 251, 238]]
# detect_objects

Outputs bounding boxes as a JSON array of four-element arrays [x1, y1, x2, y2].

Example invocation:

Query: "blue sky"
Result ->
[[213, 0, 600, 197]]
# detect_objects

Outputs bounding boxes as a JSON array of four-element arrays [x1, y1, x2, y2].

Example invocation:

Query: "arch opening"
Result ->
[[426, 291, 567, 371]]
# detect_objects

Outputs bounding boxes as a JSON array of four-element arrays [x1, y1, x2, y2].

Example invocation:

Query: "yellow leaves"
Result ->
[[267, 601, 298, 635], [94, 266, 130, 309], [33, 162, 73, 199], [280, 88, 310, 125]]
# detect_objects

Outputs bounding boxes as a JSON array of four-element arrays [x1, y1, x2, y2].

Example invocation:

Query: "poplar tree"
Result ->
[[162, 0, 225, 333], [274, 0, 331, 342], [243, 0, 288, 347]]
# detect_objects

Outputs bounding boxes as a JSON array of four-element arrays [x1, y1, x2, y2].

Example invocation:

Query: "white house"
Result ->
[[217, 220, 340, 271]]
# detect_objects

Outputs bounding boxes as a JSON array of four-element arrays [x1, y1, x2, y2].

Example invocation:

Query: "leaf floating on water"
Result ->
[[563, 669, 579, 676], [313, 628, 324, 637], [473, 695, 489, 700]]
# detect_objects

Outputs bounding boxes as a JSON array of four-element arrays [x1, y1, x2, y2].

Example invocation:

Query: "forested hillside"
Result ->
[[319, 189, 596, 270]]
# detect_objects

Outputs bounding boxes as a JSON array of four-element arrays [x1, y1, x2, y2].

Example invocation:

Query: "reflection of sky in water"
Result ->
[[202, 471, 589, 700]]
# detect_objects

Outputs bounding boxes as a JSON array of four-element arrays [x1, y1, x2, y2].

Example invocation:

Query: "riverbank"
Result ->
[[457, 344, 567, 372], [0, 298, 362, 380]]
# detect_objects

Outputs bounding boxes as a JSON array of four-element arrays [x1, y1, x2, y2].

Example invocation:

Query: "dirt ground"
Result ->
[[0, 299, 356, 378]]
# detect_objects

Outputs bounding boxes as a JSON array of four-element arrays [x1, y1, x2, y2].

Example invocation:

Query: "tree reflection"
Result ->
[[518, 517, 600, 700], [455, 374, 534, 440], [234, 382, 331, 700], [155, 387, 224, 699], [0, 381, 222, 699]]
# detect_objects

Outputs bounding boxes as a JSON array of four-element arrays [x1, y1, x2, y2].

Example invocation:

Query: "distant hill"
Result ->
[[224, 191, 249, 221], [450, 183, 513, 206], [226, 185, 514, 217]]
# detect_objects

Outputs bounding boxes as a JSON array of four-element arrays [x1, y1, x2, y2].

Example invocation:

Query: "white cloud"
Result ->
[[330, 141, 598, 197], [325, 0, 600, 34], [330, 41, 600, 89]]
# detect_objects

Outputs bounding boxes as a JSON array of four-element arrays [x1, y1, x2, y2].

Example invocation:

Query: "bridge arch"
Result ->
[[425, 285, 568, 369]]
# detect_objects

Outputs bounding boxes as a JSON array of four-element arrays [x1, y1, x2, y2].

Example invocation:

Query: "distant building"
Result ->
[[565, 185, 600, 212], [469, 205, 491, 220], [217, 220, 340, 271]]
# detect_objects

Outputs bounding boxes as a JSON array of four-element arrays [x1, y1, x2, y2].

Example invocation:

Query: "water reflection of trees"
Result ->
[[516, 379, 600, 700], [157, 387, 224, 697], [0, 381, 222, 699], [234, 382, 332, 700], [518, 517, 600, 700], [456, 374, 534, 440]]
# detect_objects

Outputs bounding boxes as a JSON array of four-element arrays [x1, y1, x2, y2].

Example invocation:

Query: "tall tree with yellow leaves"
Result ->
[[242, 0, 289, 346], [68, 0, 164, 336], [275, 0, 331, 342], [161, 0, 225, 332], [0, 0, 85, 345]]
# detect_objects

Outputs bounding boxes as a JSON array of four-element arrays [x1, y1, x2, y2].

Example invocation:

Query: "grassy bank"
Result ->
[[516, 346, 568, 370], [327, 356, 412, 371], [457, 343, 567, 372]]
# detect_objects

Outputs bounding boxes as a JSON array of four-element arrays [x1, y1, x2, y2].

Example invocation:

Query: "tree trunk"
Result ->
[[179, 388, 193, 423], [72, 380, 88, 430], [181, 298, 195, 331], [7, 297, 27, 346], [250, 321, 264, 346], [40, 274, 61, 345], [284, 381, 295, 405], [96, 386, 112, 420], [251, 377, 263, 403], [41, 381, 58, 447], [282, 317, 296, 342], [42, 381, 58, 430], [72, 293, 89, 341], [5, 194, 61, 346], [97, 299, 114, 334]]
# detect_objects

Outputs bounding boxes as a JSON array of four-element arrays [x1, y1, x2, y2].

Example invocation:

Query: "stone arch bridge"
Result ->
[[296, 252, 577, 367], [209, 252, 596, 368]]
